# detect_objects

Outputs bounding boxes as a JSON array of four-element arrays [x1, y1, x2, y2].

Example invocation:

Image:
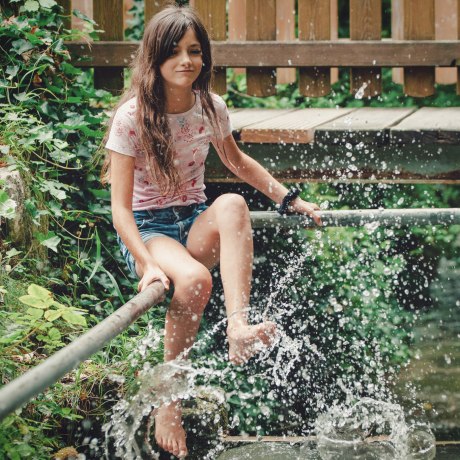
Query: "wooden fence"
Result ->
[[62, 0, 460, 98]]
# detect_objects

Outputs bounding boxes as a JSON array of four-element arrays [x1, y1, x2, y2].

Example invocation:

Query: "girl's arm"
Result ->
[[214, 135, 322, 225], [110, 151, 170, 291]]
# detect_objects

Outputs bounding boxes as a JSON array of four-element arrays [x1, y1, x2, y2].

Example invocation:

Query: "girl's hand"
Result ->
[[290, 198, 322, 226], [138, 263, 170, 292]]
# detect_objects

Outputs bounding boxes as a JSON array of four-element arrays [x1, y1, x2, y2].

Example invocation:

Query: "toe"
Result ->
[[172, 439, 180, 457]]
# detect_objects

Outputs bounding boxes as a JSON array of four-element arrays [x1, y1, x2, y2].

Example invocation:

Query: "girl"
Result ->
[[104, 4, 321, 458]]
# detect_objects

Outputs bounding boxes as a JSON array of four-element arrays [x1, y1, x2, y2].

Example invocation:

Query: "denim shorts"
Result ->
[[117, 202, 208, 277]]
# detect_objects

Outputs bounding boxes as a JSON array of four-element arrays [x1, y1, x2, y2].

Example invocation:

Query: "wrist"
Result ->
[[278, 187, 301, 215]]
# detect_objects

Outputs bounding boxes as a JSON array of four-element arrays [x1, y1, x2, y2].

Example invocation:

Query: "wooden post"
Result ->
[[392, 0, 404, 85], [276, 0, 296, 85], [330, 0, 339, 84], [56, 0, 71, 29], [246, 0, 277, 96], [191, 0, 227, 95], [458, 0, 460, 95], [298, 0, 331, 97], [71, 0, 93, 30], [435, 0, 457, 85], [350, 0, 382, 98], [228, 0, 246, 76], [93, 0, 124, 94], [145, 0, 169, 24], [403, 0, 435, 97]]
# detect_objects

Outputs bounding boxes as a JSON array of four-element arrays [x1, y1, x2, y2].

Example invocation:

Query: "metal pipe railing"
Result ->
[[0, 281, 165, 421], [1, 207, 459, 421], [250, 208, 460, 229]]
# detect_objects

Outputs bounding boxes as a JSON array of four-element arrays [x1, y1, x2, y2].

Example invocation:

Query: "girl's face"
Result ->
[[160, 27, 203, 91]]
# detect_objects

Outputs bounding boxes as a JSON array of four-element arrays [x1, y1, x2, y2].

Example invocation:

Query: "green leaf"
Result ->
[[28, 283, 52, 301], [26, 307, 44, 319], [39, 0, 57, 8], [44, 309, 62, 321], [23, 0, 39, 11], [62, 310, 87, 326], [11, 38, 34, 55], [19, 295, 49, 309], [40, 235, 61, 252], [72, 9, 97, 25], [5, 248, 22, 258], [47, 327, 61, 341], [0, 190, 16, 219]]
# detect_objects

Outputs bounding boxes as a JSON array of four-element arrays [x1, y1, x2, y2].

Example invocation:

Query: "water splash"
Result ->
[[315, 398, 436, 459]]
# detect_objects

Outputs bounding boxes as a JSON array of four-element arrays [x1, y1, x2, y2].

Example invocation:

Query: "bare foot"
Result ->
[[155, 401, 188, 458], [227, 321, 277, 365]]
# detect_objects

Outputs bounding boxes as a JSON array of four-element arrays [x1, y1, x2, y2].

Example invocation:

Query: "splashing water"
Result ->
[[101, 225, 437, 459], [315, 398, 435, 460], [355, 82, 368, 100]]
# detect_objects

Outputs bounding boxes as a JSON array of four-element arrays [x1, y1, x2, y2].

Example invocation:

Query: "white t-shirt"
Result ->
[[105, 92, 233, 210]]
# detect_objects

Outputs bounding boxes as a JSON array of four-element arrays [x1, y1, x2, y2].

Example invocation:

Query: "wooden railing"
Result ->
[[61, 0, 460, 98]]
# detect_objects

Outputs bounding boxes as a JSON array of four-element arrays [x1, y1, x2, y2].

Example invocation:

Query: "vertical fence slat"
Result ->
[[403, 0, 435, 97], [276, 0, 296, 85], [298, 0, 331, 97], [93, 0, 124, 93], [435, 0, 457, 84], [71, 0, 93, 30], [350, 0, 382, 97], [144, 0, 168, 23], [392, 0, 404, 85], [56, 0, 71, 29], [330, 0, 339, 84], [229, 0, 247, 76], [246, 0, 277, 96], [458, 0, 460, 95], [191, 0, 227, 95]]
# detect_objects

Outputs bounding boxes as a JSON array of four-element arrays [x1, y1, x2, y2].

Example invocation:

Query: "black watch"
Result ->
[[277, 188, 301, 215]]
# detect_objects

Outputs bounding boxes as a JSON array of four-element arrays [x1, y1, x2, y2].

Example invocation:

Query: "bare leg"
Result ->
[[187, 194, 277, 365], [137, 237, 213, 458]]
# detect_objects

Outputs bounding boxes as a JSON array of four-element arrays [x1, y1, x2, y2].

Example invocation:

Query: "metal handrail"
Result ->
[[1, 207, 459, 421], [250, 208, 460, 229], [0, 281, 165, 421]]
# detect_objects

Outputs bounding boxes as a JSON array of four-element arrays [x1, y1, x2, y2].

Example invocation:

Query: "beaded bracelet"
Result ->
[[277, 187, 301, 215]]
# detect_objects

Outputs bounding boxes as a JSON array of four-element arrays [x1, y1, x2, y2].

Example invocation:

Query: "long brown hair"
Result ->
[[101, 3, 222, 194]]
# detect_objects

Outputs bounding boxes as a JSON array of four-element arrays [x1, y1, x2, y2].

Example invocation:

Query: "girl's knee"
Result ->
[[214, 193, 249, 223], [174, 263, 212, 301]]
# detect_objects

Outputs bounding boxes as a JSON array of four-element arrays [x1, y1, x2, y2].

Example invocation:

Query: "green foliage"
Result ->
[[225, 68, 460, 110]]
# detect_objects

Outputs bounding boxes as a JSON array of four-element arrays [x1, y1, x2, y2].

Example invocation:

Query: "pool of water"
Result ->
[[393, 257, 460, 440], [217, 441, 460, 460]]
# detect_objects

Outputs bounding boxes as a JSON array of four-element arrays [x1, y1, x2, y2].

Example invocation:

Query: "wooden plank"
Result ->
[[144, 0, 170, 24], [298, 0, 331, 96], [239, 108, 353, 143], [330, 0, 339, 84], [315, 108, 415, 145], [228, 0, 246, 76], [71, 0, 93, 30], [145, 0, 168, 23], [229, 108, 296, 132], [205, 140, 460, 183], [192, 0, 227, 95], [276, 0, 296, 85], [246, 0, 277, 96], [350, 0, 382, 97], [67, 40, 460, 68], [403, 0, 435, 97], [93, 0, 124, 93], [56, 0, 71, 29], [390, 107, 460, 144], [435, 0, 457, 84], [392, 0, 404, 85]]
